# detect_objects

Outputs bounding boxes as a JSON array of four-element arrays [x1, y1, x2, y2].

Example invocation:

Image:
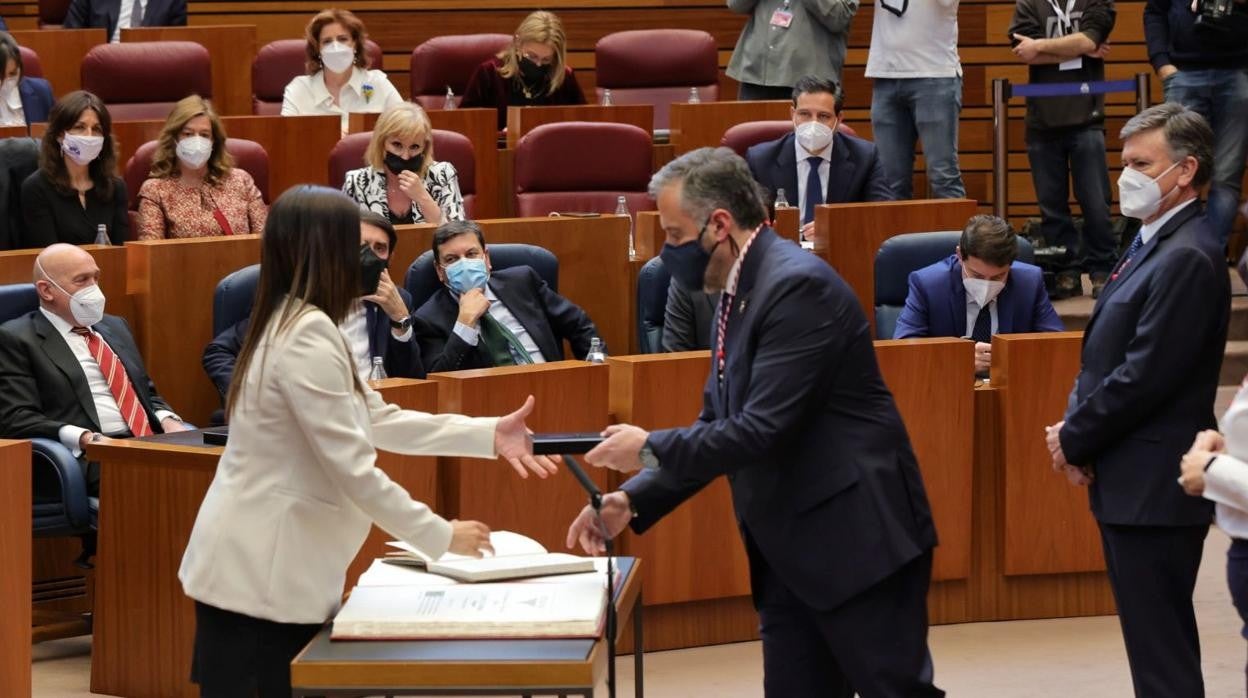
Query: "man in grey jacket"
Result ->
[[727, 0, 858, 100]]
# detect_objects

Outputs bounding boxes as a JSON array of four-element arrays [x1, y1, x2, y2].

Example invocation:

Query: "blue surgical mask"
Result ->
[[660, 219, 719, 292], [444, 257, 489, 294]]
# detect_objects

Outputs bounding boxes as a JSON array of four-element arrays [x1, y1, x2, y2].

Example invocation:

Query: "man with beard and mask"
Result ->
[[893, 214, 1063, 375], [341, 102, 466, 226], [202, 210, 424, 403], [567, 147, 942, 698], [744, 76, 894, 246], [413, 220, 601, 372], [0, 243, 188, 496], [1046, 103, 1229, 697], [461, 10, 586, 130]]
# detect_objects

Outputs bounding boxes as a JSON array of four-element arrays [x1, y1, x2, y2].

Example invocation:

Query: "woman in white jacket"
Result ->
[[179, 185, 557, 697], [1180, 380, 1248, 688]]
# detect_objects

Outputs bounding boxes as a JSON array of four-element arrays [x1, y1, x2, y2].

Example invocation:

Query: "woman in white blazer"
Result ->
[[1181, 379, 1248, 685], [179, 185, 556, 697]]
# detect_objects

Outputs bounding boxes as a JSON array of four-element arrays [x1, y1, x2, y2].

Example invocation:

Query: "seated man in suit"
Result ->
[[415, 220, 601, 372], [894, 214, 1063, 373], [661, 280, 718, 352], [64, 0, 187, 42], [202, 211, 423, 401], [0, 243, 187, 494], [746, 74, 895, 244]]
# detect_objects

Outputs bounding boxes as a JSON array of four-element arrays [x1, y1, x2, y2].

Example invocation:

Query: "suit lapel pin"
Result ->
[[738, 298, 748, 313]]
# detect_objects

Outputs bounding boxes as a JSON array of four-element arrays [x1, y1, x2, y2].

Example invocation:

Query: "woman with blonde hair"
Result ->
[[341, 102, 465, 225], [137, 95, 266, 240], [281, 8, 402, 133], [462, 10, 585, 129]]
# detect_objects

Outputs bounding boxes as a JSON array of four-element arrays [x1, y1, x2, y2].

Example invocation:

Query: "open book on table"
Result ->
[[383, 530, 596, 583]]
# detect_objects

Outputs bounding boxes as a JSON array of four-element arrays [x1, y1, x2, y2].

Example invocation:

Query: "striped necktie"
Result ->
[[71, 327, 153, 437]]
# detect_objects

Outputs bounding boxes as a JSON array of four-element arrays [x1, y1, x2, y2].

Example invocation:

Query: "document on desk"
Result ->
[[331, 577, 607, 640], [357, 557, 614, 588], [383, 530, 596, 582]]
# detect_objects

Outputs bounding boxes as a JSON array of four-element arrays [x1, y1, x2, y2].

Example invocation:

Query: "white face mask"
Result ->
[[0, 77, 17, 102], [36, 260, 107, 327], [61, 134, 105, 166], [795, 120, 835, 154], [320, 41, 355, 75], [963, 276, 1006, 308], [1117, 161, 1180, 221], [176, 135, 213, 170]]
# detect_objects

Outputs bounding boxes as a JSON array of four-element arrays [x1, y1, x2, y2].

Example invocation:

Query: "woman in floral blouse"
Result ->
[[137, 95, 266, 240], [341, 102, 465, 226]]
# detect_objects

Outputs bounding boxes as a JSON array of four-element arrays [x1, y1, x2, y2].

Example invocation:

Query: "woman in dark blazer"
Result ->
[[0, 32, 54, 127], [460, 10, 584, 130], [20, 90, 128, 248]]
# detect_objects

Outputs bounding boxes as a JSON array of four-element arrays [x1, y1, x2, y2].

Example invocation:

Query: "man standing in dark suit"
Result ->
[[0, 244, 186, 493], [745, 75, 895, 244], [894, 214, 1063, 374], [567, 148, 942, 697], [64, 0, 187, 43], [1048, 103, 1229, 697], [414, 220, 601, 373]]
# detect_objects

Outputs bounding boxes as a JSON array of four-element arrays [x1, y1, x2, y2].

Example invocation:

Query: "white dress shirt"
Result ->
[[795, 136, 832, 220], [1207, 381, 1248, 539], [0, 83, 24, 127], [112, 0, 148, 42], [963, 297, 999, 340], [280, 67, 403, 133], [339, 301, 415, 381], [1139, 197, 1198, 245], [452, 284, 546, 364], [40, 308, 175, 455]]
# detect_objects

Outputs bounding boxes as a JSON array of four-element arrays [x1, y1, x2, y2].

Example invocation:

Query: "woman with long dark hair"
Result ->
[[179, 185, 556, 697]]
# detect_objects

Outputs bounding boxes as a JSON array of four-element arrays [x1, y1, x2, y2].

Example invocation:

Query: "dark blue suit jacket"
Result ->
[[893, 255, 1064, 339], [413, 266, 600, 373], [64, 0, 187, 36], [201, 291, 423, 400], [621, 228, 937, 612], [19, 78, 55, 126], [1060, 202, 1228, 526], [744, 131, 896, 213]]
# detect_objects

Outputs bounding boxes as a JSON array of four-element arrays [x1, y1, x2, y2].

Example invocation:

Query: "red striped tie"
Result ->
[[71, 327, 153, 438]]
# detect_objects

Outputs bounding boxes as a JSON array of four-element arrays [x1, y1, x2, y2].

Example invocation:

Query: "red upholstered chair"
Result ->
[[123, 138, 271, 216], [18, 47, 44, 79], [329, 129, 479, 217], [721, 120, 859, 157], [514, 122, 655, 217], [408, 34, 510, 110], [251, 38, 384, 115], [594, 30, 718, 131], [81, 42, 212, 121], [38, 0, 71, 27]]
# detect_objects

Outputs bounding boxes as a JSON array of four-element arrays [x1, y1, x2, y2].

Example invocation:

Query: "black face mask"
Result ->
[[519, 57, 550, 86], [360, 244, 387, 295], [384, 151, 425, 176]]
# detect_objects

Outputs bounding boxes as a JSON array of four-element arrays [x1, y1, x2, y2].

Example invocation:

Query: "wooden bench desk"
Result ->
[[668, 100, 792, 155]]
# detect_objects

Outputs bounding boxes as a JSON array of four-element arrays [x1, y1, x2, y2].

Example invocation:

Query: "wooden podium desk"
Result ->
[[0, 244, 133, 326], [668, 100, 792, 155], [8, 29, 106, 98], [392, 215, 633, 359], [121, 26, 258, 116], [0, 440, 31, 698], [290, 558, 643, 698], [88, 380, 444, 698], [505, 105, 653, 149]]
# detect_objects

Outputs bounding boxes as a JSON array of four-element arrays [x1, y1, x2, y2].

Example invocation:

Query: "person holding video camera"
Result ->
[[1146, 0, 1248, 250]]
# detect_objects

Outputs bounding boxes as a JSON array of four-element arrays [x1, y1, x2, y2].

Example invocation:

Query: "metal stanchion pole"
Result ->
[[992, 78, 1010, 220], [1135, 72, 1151, 112]]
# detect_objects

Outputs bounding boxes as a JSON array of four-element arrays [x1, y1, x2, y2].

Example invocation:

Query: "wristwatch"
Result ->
[[390, 316, 412, 332], [639, 441, 660, 470]]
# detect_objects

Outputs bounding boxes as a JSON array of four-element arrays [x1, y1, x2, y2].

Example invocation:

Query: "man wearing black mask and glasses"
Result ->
[[202, 210, 424, 406]]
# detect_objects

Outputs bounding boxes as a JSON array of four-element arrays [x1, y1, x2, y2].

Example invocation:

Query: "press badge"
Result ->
[[770, 9, 793, 28]]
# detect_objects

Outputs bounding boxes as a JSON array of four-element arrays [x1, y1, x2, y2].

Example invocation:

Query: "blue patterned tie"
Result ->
[[971, 306, 992, 344], [1112, 232, 1144, 280], [802, 156, 823, 224]]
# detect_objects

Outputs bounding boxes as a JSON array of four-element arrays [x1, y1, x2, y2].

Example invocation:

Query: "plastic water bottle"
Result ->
[[94, 223, 110, 246], [444, 86, 457, 110], [368, 356, 387, 384], [586, 337, 606, 364], [601, 89, 613, 107], [774, 188, 790, 209], [688, 87, 701, 104], [615, 195, 635, 257]]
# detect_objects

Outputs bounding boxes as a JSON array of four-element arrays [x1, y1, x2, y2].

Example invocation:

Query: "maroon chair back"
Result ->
[[720, 120, 859, 157], [18, 46, 43, 79], [251, 38, 384, 115], [38, 0, 71, 27], [328, 131, 371, 190], [124, 138, 271, 212], [514, 121, 655, 217], [594, 30, 719, 130], [81, 41, 212, 120], [329, 129, 478, 217], [408, 34, 510, 110]]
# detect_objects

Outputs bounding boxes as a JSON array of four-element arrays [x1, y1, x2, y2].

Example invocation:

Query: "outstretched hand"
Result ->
[[494, 395, 560, 479]]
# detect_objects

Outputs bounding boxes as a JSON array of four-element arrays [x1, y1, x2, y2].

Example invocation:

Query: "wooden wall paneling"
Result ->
[[668, 100, 791, 155], [429, 361, 612, 553], [505, 104, 652, 148], [0, 440, 31, 698], [8, 29, 106, 97], [121, 25, 259, 117], [0, 245, 133, 327]]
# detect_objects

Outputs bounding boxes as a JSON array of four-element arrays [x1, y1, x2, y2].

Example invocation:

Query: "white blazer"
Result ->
[[280, 66, 403, 133], [179, 300, 497, 624], [1206, 381, 1248, 540]]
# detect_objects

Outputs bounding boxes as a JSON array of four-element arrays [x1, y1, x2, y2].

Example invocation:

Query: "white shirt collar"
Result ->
[[1140, 197, 1197, 245], [309, 67, 367, 107], [793, 133, 834, 164], [39, 306, 85, 336]]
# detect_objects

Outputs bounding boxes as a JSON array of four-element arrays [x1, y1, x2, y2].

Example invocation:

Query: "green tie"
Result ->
[[478, 315, 533, 366]]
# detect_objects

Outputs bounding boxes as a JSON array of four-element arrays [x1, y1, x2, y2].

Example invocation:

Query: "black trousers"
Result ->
[[191, 601, 323, 698], [1099, 522, 1209, 698], [755, 551, 944, 698], [1228, 539, 1248, 692]]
